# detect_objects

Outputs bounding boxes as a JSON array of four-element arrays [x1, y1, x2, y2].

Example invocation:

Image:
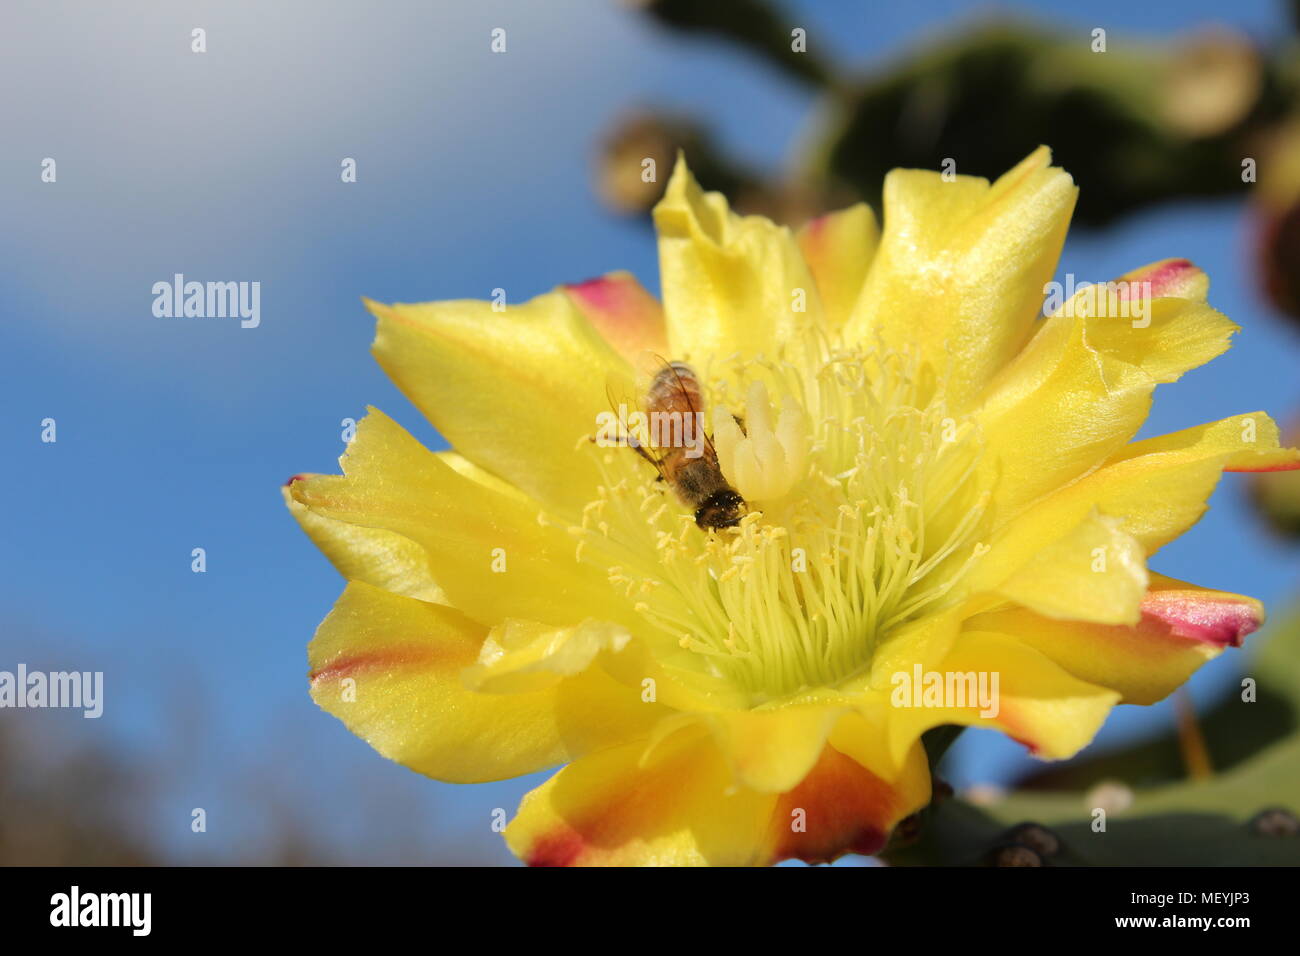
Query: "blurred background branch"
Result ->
[[631, 0, 838, 87]]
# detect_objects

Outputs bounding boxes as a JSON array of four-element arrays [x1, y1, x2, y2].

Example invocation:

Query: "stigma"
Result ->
[[712, 381, 810, 503]]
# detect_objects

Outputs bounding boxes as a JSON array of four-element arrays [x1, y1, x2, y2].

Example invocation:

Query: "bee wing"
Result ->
[[639, 352, 722, 461], [602, 365, 664, 473], [632, 350, 673, 386], [604, 363, 641, 428]]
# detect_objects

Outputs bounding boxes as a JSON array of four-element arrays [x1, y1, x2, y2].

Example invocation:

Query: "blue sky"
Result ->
[[2, 0, 1297, 864]]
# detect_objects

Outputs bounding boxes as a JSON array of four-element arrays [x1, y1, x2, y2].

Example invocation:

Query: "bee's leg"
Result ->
[[596, 431, 661, 468], [629, 438, 662, 469]]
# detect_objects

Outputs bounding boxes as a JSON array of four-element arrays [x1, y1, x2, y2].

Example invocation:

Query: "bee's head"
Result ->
[[695, 489, 747, 530]]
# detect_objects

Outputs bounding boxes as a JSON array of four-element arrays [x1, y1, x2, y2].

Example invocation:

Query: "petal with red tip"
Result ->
[[964, 574, 1259, 706], [506, 716, 930, 867], [308, 582, 662, 784], [507, 727, 773, 867], [966, 604, 1210, 710], [698, 704, 845, 794], [768, 734, 929, 864], [1139, 573, 1263, 647], [283, 480, 446, 604], [1117, 257, 1208, 301], [796, 203, 879, 330], [885, 631, 1120, 763], [975, 270, 1237, 523], [561, 271, 667, 361]]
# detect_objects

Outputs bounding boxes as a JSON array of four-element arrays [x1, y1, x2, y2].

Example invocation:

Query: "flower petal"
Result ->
[[885, 631, 1120, 763], [701, 704, 845, 793], [654, 156, 823, 365], [1120, 257, 1208, 300], [795, 203, 879, 330], [366, 288, 627, 518], [283, 479, 446, 604], [506, 718, 929, 866], [767, 728, 930, 864], [506, 727, 774, 866], [827, 701, 929, 787], [1139, 572, 1264, 647], [561, 271, 668, 361], [974, 509, 1149, 626], [975, 262, 1237, 522], [964, 574, 1259, 706], [982, 413, 1300, 564], [308, 582, 662, 783], [460, 618, 632, 695], [867, 604, 966, 691], [290, 408, 641, 631], [842, 147, 1077, 409]]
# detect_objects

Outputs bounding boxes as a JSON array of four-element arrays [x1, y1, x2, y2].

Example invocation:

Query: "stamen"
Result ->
[[566, 336, 988, 704]]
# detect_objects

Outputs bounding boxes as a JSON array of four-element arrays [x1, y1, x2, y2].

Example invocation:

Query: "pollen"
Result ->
[[572, 338, 990, 704]]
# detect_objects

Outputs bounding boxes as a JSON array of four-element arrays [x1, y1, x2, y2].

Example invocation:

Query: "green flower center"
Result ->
[[573, 340, 989, 705]]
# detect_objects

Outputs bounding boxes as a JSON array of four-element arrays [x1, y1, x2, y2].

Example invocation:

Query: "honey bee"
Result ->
[[607, 360, 747, 530]]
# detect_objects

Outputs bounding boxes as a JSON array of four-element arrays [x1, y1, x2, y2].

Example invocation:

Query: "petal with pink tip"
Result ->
[[561, 271, 668, 361], [964, 573, 1260, 706], [796, 203, 879, 330], [1116, 257, 1208, 301], [1139, 573, 1263, 647]]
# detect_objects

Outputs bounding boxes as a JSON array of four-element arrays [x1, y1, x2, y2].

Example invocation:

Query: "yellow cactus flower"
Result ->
[[286, 148, 1300, 867]]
